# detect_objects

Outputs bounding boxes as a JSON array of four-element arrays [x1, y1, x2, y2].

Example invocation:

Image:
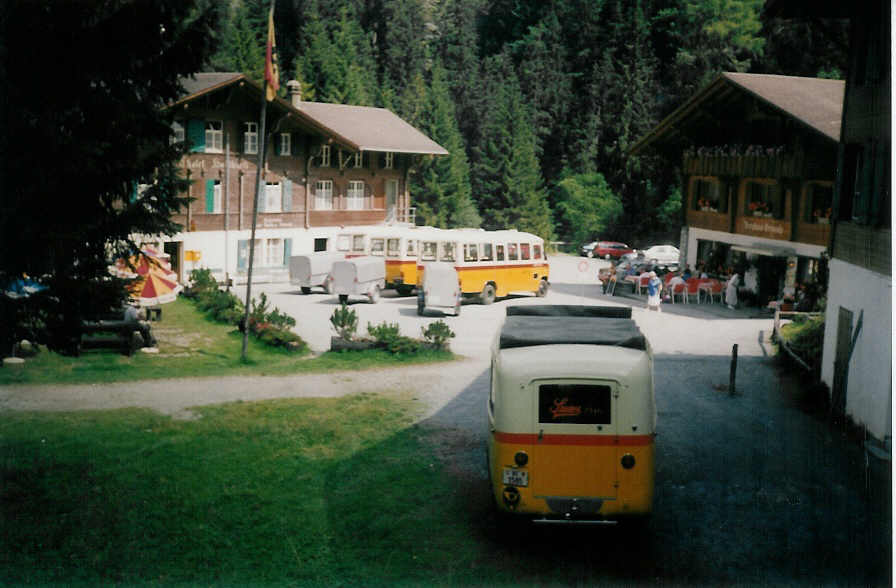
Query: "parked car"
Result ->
[[640, 245, 680, 267], [581, 241, 634, 259]]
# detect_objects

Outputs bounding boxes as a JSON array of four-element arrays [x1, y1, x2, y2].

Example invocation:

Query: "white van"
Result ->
[[330, 257, 386, 304]]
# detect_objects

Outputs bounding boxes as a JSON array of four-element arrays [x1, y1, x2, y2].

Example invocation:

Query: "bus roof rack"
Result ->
[[500, 306, 645, 351]]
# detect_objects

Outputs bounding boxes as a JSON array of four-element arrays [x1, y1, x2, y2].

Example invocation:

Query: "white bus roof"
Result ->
[[498, 306, 647, 351]]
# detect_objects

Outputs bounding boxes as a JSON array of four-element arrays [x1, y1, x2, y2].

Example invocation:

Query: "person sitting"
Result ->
[[682, 266, 692, 280]]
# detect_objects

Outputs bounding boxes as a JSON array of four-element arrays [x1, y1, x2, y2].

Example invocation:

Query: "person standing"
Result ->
[[725, 273, 740, 309], [646, 271, 663, 312]]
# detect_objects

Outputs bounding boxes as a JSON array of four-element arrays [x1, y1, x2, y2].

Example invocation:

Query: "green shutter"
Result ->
[[130, 181, 138, 203], [257, 183, 266, 213], [206, 180, 215, 213], [282, 179, 292, 212], [187, 119, 205, 153], [274, 134, 281, 156], [283, 238, 292, 266], [237, 240, 248, 270]]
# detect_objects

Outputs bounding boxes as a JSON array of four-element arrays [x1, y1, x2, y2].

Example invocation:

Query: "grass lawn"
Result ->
[[0, 394, 505, 586], [0, 298, 454, 386]]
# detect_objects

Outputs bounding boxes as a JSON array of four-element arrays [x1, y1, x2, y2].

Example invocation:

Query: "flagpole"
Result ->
[[241, 0, 277, 362]]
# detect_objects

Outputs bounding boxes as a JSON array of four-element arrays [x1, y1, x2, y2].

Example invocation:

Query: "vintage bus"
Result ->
[[377, 225, 442, 296], [487, 305, 655, 524], [416, 228, 549, 304]]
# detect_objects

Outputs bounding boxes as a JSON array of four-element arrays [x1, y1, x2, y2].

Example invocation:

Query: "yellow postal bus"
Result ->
[[380, 226, 442, 296], [417, 228, 549, 304], [487, 305, 655, 524]]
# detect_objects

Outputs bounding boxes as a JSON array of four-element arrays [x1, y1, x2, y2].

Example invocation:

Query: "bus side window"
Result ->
[[508, 243, 519, 261], [496, 244, 505, 261], [439, 241, 456, 262], [421, 241, 436, 261], [520, 243, 531, 260], [480, 243, 493, 261], [534, 243, 543, 260], [386, 238, 400, 257], [336, 235, 351, 252], [370, 238, 385, 256], [407, 239, 417, 257], [352, 235, 365, 252], [464, 243, 478, 262]]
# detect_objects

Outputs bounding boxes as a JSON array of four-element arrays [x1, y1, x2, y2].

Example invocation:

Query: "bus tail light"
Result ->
[[514, 451, 528, 467]]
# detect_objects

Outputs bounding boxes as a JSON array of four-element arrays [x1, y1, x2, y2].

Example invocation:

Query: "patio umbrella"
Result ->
[[111, 246, 182, 307]]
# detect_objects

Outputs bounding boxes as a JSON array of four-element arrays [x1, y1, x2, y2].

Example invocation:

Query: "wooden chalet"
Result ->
[[631, 72, 844, 304], [153, 72, 447, 283]]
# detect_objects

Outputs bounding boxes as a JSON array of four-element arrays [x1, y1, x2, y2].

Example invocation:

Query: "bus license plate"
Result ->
[[502, 468, 528, 487]]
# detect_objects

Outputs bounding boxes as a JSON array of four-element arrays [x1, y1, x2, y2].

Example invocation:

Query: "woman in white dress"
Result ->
[[725, 273, 740, 309]]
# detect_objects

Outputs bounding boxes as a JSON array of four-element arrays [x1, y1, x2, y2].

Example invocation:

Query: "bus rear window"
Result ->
[[538, 384, 611, 424], [520, 243, 531, 260]]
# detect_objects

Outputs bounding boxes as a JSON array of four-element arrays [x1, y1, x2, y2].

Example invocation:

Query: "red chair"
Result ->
[[705, 279, 724, 303], [669, 281, 687, 303], [636, 275, 650, 295]]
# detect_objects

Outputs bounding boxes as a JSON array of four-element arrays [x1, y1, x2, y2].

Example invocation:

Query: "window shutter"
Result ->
[[283, 238, 292, 266], [282, 179, 292, 211], [257, 182, 266, 213], [206, 180, 215, 213], [274, 134, 281, 156], [237, 240, 248, 270], [187, 119, 205, 153], [130, 181, 138, 203]]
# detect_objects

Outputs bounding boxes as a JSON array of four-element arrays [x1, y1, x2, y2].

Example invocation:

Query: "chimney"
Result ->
[[287, 80, 302, 108]]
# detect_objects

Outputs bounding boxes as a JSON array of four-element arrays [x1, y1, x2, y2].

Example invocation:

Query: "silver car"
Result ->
[[640, 245, 680, 267]]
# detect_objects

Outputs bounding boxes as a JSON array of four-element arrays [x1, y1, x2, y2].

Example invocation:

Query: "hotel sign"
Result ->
[[742, 218, 786, 237]]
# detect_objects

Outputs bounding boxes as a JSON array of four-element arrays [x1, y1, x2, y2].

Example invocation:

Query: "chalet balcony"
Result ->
[[684, 150, 804, 179], [687, 207, 730, 232]]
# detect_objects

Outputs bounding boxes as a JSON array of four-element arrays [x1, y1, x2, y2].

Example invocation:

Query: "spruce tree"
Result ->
[[211, 0, 264, 82], [412, 62, 480, 229]]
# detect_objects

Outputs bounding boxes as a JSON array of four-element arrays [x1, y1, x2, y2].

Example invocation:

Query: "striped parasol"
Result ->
[[111, 246, 182, 307]]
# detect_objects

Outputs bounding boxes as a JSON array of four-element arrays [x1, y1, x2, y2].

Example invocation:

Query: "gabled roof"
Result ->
[[630, 73, 844, 155], [298, 102, 448, 155], [171, 73, 447, 156]]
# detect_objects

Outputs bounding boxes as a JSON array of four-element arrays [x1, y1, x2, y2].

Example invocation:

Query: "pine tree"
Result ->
[[412, 61, 480, 229], [211, 0, 264, 82]]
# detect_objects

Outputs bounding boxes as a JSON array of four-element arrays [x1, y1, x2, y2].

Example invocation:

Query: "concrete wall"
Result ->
[[821, 258, 893, 442]]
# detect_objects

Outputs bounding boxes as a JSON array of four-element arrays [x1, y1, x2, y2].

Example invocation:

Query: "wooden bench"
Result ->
[[78, 320, 154, 356]]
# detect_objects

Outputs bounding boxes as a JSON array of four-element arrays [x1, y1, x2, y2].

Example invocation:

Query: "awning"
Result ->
[[730, 245, 799, 257]]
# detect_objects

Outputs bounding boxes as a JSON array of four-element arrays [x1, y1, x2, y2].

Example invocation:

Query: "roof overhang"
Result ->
[[629, 73, 843, 156]]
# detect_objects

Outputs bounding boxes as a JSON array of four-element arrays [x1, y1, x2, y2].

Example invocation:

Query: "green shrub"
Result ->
[[421, 320, 455, 350], [367, 321, 420, 355], [330, 304, 358, 340], [779, 315, 825, 372]]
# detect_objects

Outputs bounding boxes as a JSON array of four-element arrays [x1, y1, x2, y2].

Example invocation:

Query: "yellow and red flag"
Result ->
[[264, 3, 280, 101]]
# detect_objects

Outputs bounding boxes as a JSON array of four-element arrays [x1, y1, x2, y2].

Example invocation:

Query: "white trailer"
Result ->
[[330, 257, 386, 304], [289, 252, 344, 294], [417, 262, 462, 316]]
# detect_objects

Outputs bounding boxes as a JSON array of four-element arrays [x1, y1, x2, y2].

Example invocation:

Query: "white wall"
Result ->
[[821, 258, 893, 442]]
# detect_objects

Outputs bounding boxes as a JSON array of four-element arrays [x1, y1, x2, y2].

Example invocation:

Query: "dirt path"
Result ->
[[0, 357, 488, 420]]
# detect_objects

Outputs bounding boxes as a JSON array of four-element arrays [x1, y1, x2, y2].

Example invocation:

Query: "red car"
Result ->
[[590, 241, 634, 259]]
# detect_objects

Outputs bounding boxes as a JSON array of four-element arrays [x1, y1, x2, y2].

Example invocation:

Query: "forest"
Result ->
[[210, 0, 848, 247]]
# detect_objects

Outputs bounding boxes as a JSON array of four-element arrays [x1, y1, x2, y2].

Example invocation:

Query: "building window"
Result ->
[[314, 238, 328, 252], [265, 182, 282, 212], [346, 181, 365, 210], [320, 145, 331, 167], [315, 180, 333, 210], [354, 152, 363, 168], [806, 183, 833, 224], [745, 181, 782, 219], [384, 152, 394, 169], [172, 121, 185, 144], [243, 122, 258, 154], [352, 235, 365, 253], [336, 235, 351, 252], [205, 120, 223, 153], [279, 133, 291, 156], [210, 180, 222, 213], [266, 239, 284, 267], [693, 178, 723, 212]]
